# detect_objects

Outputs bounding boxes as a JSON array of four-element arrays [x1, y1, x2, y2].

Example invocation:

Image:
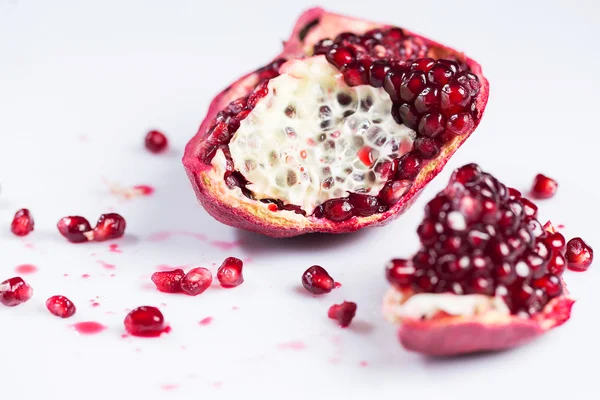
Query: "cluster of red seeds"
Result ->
[[386, 164, 569, 316], [57, 213, 126, 243], [199, 28, 481, 222], [151, 257, 244, 295]]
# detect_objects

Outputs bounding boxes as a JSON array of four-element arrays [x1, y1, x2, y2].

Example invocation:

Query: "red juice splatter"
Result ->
[[108, 244, 122, 253], [81, 274, 91, 279], [161, 384, 178, 391], [97, 260, 116, 270], [277, 341, 306, 351], [133, 185, 155, 196], [70, 321, 106, 335], [199, 317, 213, 326], [90, 302, 100, 308], [359, 361, 368, 367], [24, 243, 35, 249], [557, 224, 565, 229], [210, 240, 240, 251], [15, 264, 37, 274]]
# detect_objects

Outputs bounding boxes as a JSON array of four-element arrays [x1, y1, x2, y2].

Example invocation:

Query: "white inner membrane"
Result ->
[[383, 288, 510, 322], [228, 57, 415, 212]]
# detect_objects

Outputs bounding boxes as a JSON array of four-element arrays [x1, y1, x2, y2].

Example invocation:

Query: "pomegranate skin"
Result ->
[[183, 8, 490, 238], [384, 284, 574, 356]]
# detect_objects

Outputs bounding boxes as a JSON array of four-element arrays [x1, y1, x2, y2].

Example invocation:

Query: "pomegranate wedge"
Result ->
[[183, 8, 489, 237], [383, 164, 574, 356]]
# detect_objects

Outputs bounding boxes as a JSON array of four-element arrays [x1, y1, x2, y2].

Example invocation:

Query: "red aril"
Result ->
[[93, 213, 126, 241], [151, 269, 185, 293], [565, 237, 593, 272], [530, 174, 558, 199], [57, 216, 93, 243], [124, 306, 168, 337], [0, 277, 33, 307], [11, 209, 34, 236], [302, 265, 334, 294], [145, 130, 168, 153], [46, 295, 76, 318], [216, 257, 244, 288], [181, 267, 213, 295], [328, 301, 357, 327]]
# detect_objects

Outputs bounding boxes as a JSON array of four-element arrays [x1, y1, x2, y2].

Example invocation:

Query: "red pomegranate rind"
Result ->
[[391, 290, 574, 356], [183, 8, 489, 238]]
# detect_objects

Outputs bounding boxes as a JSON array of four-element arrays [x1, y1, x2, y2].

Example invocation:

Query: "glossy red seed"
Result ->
[[341, 61, 367, 86], [144, 130, 168, 153], [322, 199, 354, 222], [328, 301, 357, 327], [530, 174, 558, 199], [446, 113, 474, 136], [348, 193, 379, 217], [181, 267, 213, 295], [547, 252, 567, 275], [302, 266, 334, 295], [46, 295, 76, 318], [151, 269, 185, 293], [368, 60, 389, 87], [386, 259, 415, 288], [379, 180, 411, 206], [545, 232, 566, 251], [533, 275, 562, 298], [413, 137, 440, 159], [11, 208, 34, 236], [396, 153, 422, 180], [440, 83, 471, 116], [0, 277, 33, 307], [57, 216, 93, 243], [418, 112, 445, 137], [325, 47, 355, 69], [93, 213, 126, 241], [400, 71, 427, 102], [124, 306, 166, 337], [216, 257, 244, 288], [566, 237, 593, 271]]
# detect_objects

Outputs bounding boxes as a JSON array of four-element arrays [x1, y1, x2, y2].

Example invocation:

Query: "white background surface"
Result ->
[[1, 0, 599, 399]]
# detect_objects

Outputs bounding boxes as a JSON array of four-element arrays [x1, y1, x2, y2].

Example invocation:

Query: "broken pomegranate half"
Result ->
[[382, 164, 574, 356], [183, 7, 489, 237]]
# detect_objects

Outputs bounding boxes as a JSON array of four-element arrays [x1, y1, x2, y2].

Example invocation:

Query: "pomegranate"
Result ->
[[181, 267, 213, 295], [151, 269, 185, 293], [302, 265, 335, 294], [328, 301, 357, 327], [382, 164, 574, 356], [530, 174, 558, 199], [46, 295, 76, 318], [145, 130, 168, 153], [182, 8, 489, 237], [93, 213, 126, 241], [11, 208, 34, 236], [565, 237, 593, 272], [216, 257, 244, 288], [57, 216, 93, 243], [0, 277, 34, 307], [124, 306, 168, 337]]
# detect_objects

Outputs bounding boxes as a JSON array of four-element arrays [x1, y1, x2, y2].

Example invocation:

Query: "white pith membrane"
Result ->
[[227, 56, 416, 213], [382, 287, 510, 323]]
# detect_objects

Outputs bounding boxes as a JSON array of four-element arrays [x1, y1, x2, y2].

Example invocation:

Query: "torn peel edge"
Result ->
[[382, 286, 575, 356]]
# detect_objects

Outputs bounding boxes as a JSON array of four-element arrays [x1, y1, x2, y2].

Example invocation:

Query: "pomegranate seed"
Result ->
[[57, 216, 93, 243], [46, 295, 76, 318], [322, 199, 354, 222], [533, 275, 562, 298], [93, 213, 126, 241], [0, 277, 33, 306], [545, 232, 566, 251], [328, 301, 357, 328], [378, 180, 411, 206], [181, 267, 213, 295], [348, 193, 379, 217], [216, 257, 244, 288], [326, 46, 355, 69], [565, 237, 593, 271], [302, 266, 334, 294], [386, 259, 415, 288], [396, 153, 422, 180], [530, 174, 558, 199], [144, 130, 168, 153], [11, 208, 34, 236], [151, 269, 185, 293], [124, 306, 167, 337]]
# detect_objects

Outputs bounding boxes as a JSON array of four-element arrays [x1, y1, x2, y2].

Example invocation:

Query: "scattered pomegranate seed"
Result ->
[[302, 265, 335, 294], [0, 277, 33, 306], [46, 295, 76, 318], [145, 130, 168, 153], [328, 301, 357, 327], [530, 174, 558, 199], [10, 208, 34, 236], [181, 267, 213, 295], [151, 269, 185, 293], [565, 238, 593, 272], [93, 213, 126, 241], [124, 306, 167, 337], [57, 216, 93, 243], [216, 257, 244, 288]]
